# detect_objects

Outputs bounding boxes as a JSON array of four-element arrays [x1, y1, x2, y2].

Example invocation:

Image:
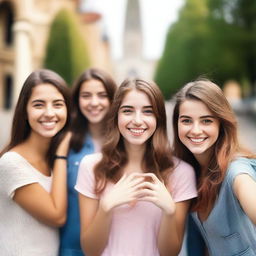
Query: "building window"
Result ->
[[4, 75, 13, 109], [0, 2, 14, 46]]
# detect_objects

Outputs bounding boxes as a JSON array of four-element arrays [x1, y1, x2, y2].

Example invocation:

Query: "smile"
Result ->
[[189, 137, 207, 143], [40, 121, 57, 128], [129, 128, 146, 135]]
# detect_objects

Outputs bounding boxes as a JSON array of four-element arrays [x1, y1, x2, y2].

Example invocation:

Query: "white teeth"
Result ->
[[190, 138, 205, 143], [130, 128, 145, 134], [41, 121, 56, 127]]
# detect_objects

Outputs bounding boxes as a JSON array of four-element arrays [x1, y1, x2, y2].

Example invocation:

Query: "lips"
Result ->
[[40, 121, 57, 129], [189, 137, 207, 143], [129, 128, 146, 136]]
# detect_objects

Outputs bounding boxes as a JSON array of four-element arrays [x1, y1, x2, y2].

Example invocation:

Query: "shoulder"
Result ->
[[168, 157, 197, 202], [170, 157, 196, 182], [172, 156, 195, 174], [0, 152, 26, 171], [80, 152, 102, 167], [226, 157, 256, 184]]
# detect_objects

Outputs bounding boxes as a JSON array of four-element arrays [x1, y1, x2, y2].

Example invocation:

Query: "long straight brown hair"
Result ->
[[0, 69, 71, 168], [172, 79, 255, 212], [94, 78, 174, 194], [69, 68, 117, 152]]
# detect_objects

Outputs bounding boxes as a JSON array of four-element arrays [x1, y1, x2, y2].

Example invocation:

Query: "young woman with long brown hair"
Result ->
[[0, 69, 71, 255], [173, 79, 256, 256], [75, 78, 197, 256], [59, 68, 117, 255]]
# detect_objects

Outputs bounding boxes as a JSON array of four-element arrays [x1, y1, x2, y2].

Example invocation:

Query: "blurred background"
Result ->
[[0, 0, 255, 152]]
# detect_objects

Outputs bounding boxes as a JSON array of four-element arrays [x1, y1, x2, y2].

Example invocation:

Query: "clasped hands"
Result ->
[[100, 172, 176, 216]]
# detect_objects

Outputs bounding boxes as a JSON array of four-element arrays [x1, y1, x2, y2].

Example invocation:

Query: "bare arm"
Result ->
[[79, 194, 112, 256], [13, 132, 71, 227], [158, 200, 190, 256], [233, 173, 256, 224]]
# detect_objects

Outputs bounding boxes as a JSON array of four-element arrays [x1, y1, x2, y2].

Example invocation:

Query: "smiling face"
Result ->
[[118, 89, 157, 151], [79, 79, 110, 125], [26, 83, 67, 140], [178, 99, 220, 165]]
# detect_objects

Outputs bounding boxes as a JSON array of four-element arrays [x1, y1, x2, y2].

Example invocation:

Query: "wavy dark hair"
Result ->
[[0, 69, 71, 168], [94, 78, 174, 194], [172, 79, 255, 212], [69, 68, 117, 152]]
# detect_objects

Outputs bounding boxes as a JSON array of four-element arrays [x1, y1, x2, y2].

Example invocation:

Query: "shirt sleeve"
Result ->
[[0, 152, 39, 199], [226, 157, 256, 187], [168, 158, 198, 203], [75, 153, 102, 199]]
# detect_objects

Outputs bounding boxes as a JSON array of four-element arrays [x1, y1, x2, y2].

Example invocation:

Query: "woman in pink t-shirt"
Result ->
[[75, 78, 197, 256]]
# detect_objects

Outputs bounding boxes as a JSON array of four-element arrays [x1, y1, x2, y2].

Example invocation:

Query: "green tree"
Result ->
[[44, 8, 91, 86], [155, 0, 256, 98]]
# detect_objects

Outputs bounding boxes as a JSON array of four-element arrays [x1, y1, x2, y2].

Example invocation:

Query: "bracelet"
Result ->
[[54, 155, 67, 160]]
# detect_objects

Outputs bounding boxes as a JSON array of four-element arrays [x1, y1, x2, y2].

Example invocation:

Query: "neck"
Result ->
[[125, 143, 146, 167], [89, 122, 104, 141], [23, 133, 51, 158]]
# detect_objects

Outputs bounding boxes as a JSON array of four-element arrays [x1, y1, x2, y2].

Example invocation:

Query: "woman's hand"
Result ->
[[138, 173, 176, 215], [56, 131, 72, 156], [100, 172, 145, 212]]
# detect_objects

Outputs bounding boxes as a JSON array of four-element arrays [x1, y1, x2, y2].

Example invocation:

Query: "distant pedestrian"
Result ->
[[59, 68, 117, 256], [172, 79, 256, 256], [75, 78, 197, 256], [0, 69, 71, 255]]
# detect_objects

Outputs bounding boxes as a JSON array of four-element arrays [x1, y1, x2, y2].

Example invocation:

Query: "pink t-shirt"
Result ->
[[75, 153, 197, 256]]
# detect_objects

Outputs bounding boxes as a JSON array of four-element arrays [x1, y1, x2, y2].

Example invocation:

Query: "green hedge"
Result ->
[[44, 8, 90, 86]]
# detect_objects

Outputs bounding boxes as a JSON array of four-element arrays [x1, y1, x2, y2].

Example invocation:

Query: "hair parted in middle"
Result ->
[[172, 79, 254, 211], [94, 78, 174, 194], [69, 68, 117, 152]]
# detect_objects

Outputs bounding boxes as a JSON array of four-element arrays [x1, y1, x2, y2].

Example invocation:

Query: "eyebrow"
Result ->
[[179, 115, 215, 119], [119, 105, 153, 109], [31, 99, 65, 103]]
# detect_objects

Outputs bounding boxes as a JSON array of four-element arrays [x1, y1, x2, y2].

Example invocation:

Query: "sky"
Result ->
[[80, 0, 184, 60]]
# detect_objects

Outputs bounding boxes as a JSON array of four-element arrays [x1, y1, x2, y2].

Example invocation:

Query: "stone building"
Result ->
[[0, 0, 110, 111]]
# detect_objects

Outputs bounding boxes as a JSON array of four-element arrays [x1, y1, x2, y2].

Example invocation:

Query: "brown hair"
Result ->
[[94, 78, 174, 194], [69, 68, 117, 152], [1, 69, 71, 168], [172, 79, 254, 211]]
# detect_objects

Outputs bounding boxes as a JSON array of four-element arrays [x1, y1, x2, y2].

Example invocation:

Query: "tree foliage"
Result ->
[[155, 0, 256, 98], [44, 8, 91, 86]]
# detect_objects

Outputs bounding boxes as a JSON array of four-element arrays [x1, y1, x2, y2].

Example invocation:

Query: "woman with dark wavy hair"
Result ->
[[172, 79, 256, 256], [0, 69, 71, 255], [59, 68, 117, 256], [75, 78, 197, 256]]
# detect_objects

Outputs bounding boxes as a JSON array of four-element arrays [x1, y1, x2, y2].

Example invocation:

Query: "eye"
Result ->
[[33, 103, 44, 108], [80, 93, 91, 99], [98, 93, 108, 98], [54, 102, 65, 108], [122, 109, 132, 113], [202, 119, 213, 124], [143, 109, 154, 115], [180, 118, 192, 124]]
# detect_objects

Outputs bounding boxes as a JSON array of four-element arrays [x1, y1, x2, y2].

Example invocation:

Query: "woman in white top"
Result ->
[[0, 69, 71, 256], [75, 78, 197, 256]]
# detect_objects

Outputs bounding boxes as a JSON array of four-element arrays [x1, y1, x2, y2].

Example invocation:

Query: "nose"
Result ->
[[90, 95, 99, 106], [133, 111, 143, 125], [44, 105, 55, 117], [190, 122, 202, 135]]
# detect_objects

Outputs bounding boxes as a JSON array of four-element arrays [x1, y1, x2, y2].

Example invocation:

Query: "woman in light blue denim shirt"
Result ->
[[172, 79, 256, 256], [59, 68, 117, 256]]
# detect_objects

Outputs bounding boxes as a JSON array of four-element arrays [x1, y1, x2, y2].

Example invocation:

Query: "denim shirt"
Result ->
[[192, 158, 256, 256], [59, 135, 95, 256]]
